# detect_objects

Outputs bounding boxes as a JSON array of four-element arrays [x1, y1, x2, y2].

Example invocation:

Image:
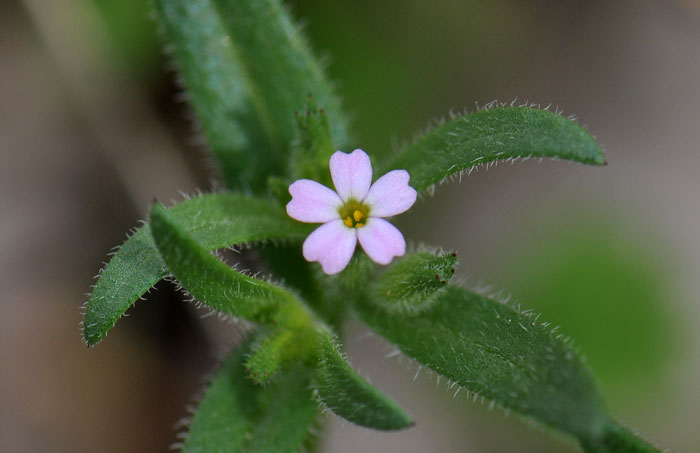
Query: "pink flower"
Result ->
[[286, 149, 417, 274]]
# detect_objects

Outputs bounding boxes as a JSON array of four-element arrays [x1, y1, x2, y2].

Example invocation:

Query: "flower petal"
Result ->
[[364, 170, 417, 218], [357, 218, 406, 265], [329, 149, 373, 201], [303, 220, 357, 274], [287, 179, 342, 223]]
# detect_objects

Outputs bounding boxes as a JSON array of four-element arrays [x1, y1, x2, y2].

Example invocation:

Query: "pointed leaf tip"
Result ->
[[374, 251, 459, 314]]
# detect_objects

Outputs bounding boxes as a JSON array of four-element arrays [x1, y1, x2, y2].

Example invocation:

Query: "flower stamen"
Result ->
[[339, 199, 369, 229], [286, 148, 416, 274]]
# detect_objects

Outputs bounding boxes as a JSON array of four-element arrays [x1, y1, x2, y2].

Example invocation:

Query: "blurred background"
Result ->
[[1, 0, 699, 451]]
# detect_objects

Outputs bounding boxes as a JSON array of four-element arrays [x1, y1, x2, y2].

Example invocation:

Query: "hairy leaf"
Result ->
[[153, 0, 348, 191], [149, 202, 303, 324], [211, 0, 348, 152], [183, 339, 318, 452], [355, 286, 608, 441], [83, 193, 309, 346], [245, 324, 319, 386], [314, 330, 413, 431], [289, 99, 335, 187], [374, 251, 458, 313], [245, 328, 295, 385], [244, 367, 320, 453], [153, 0, 272, 191], [579, 421, 659, 453], [382, 107, 606, 193]]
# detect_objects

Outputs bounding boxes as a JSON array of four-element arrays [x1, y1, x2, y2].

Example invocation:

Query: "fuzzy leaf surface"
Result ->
[[83, 193, 309, 345], [355, 286, 608, 441], [314, 330, 413, 431], [153, 0, 272, 191], [244, 325, 319, 386], [289, 100, 335, 186], [246, 328, 295, 384], [183, 339, 318, 452], [149, 203, 301, 324], [374, 251, 458, 314], [579, 421, 660, 453], [211, 0, 348, 152], [382, 107, 606, 192], [153, 0, 348, 191]]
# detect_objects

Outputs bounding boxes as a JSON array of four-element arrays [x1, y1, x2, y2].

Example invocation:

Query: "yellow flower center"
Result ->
[[338, 199, 370, 229]]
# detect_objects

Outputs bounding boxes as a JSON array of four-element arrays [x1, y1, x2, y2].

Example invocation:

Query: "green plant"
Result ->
[[82, 1, 659, 451]]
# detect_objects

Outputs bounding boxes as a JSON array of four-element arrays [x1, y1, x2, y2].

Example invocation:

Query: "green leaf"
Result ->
[[355, 286, 608, 441], [245, 328, 295, 385], [153, 0, 272, 192], [183, 338, 319, 452], [83, 193, 309, 346], [211, 0, 349, 152], [579, 421, 660, 453], [374, 251, 458, 314], [153, 0, 348, 192], [289, 99, 335, 187], [382, 107, 606, 193], [314, 329, 413, 431], [245, 325, 318, 385], [243, 366, 320, 453], [149, 202, 305, 325]]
